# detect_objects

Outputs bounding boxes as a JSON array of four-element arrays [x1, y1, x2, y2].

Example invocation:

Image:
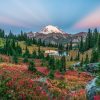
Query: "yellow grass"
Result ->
[[66, 49, 92, 61], [18, 41, 57, 53]]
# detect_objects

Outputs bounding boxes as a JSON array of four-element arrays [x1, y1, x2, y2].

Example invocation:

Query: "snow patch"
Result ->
[[41, 25, 64, 34]]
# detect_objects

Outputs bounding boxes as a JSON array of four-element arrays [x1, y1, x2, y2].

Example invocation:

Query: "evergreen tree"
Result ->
[[79, 36, 84, 53], [38, 39, 42, 46], [8, 30, 14, 39], [12, 39, 16, 49], [66, 43, 69, 51], [75, 51, 80, 61], [55, 59, 61, 71], [69, 39, 73, 50], [58, 44, 64, 55], [23, 46, 30, 58], [48, 70, 54, 79], [61, 56, 66, 73], [12, 51, 18, 64], [25, 38, 33, 46], [84, 29, 93, 50], [70, 56, 73, 61], [28, 61, 36, 72], [16, 42, 22, 56], [80, 57, 84, 66], [0, 29, 5, 38], [48, 57, 55, 70], [23, 56, 28, 63], [32, 50, 37, 58], [94, 28, 99, 45], [46, 54, 50, 61], [90, 49, 99, 63], [84, 54, 89, 64], [97, 34, 100, 53]]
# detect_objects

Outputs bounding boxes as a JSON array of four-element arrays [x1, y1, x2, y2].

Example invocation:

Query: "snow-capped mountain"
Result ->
[[41, 25, 64, 34], [27, 25, 87, 44]]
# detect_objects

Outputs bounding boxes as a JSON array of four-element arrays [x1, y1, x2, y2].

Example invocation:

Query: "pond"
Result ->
[[49, 51, 67, 56]]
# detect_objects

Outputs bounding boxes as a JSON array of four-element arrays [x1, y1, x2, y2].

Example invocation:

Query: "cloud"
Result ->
[[0, 16, 30, 28], [73, 7, 100, 29], [0, 0, 52, 28]]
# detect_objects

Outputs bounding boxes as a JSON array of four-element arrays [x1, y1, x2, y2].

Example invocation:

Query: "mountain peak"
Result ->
[[41, 25, 64, 34]]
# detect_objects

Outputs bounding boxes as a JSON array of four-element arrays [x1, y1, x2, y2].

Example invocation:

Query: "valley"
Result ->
[[0, 27, 100, 100]]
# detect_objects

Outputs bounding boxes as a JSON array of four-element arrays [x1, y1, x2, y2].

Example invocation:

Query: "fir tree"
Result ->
[[66, 43, 69, 51], [48, 57, 55, 70], [48, 70, 54, 79], [84, 54, 89, 64], [46, 54, 50, 61], [61, 56, 66, 73], [70, 56, 73, 61], [32, 50, 37, 58], [80, 57, 84, 66], [28, 61, 36, 72], [97, 34, 100, 53], [0, 29, 5, 38], [90, 49, 99, 63], [79, 36, 84, 53], [23, 46, 30, 58], [69, 39, 73, 50], [12, 51, 18, 64], [55, 59, 61, 71], [94, 28, 99, 45], [75, 51, 80, 61], [23, 56, 28, 63]]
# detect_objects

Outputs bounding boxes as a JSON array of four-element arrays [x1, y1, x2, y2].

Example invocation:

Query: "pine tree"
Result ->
[[48, 70, 54, 79], [12, 51, 18, 64], [55, 59, 61, 71], [70, 56, 73, 61], [46, 54, 50, 61], [79, 36, 84, 53], [38, 39, 42, 46], [80, 57, 84, 66], [61, 56, 66, 73], [48, 57, 55, 70], [94, 28, 99, 45], [0, 29, 5, 38], [84, 54, 89, 64], [23, 56, 28, 63], [28, 61, 36, 72], [66, 43, 69, 51], [75, 51, 80, 61], [32, 50, 37, 58], [85, 29, 93, 50], [8, 30, 14, 39], [97, 34, 100, 53], [12, 39, 16, 49], [23, 46, 30, 58], [16, 42, 22, 56], [69, 39, 73, 50], [90, 49, 99, 63], [58, 44, 64, 55]]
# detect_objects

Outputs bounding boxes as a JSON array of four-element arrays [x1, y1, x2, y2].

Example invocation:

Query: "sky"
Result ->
[[0, 0, 100, 34]]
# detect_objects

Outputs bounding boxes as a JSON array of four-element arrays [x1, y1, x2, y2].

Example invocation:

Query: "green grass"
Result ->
[[0, 38, 5, 47]]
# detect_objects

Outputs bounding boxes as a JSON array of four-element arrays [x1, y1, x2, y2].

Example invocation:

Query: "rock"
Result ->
[[86, 77, 100, 100]]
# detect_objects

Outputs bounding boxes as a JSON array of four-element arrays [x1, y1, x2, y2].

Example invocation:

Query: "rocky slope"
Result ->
[[27, 25, 87, 44]]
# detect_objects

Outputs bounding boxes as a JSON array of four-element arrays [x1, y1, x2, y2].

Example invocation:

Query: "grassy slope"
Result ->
[[0, 38, 92, 67], [0, 38, 5, 47], [18, 41, 57, 54]]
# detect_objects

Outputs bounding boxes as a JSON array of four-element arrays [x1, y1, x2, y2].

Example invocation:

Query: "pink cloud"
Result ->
[[74, 7, 100, 29], [0, 16, 30, 28]]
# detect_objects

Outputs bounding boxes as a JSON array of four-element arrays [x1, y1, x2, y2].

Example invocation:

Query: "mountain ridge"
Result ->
[[27, 25, 87, 44]]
